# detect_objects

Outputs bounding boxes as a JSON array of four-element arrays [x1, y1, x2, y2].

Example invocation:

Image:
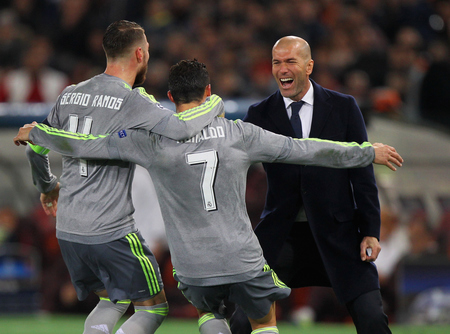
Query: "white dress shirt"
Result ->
[[282, 81, 314, 138], [282, 81, 315, 222]]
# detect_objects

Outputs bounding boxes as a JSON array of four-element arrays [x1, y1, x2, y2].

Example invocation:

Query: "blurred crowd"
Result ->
[[1, 0, 450, 325], [1, 0, 450, 129]]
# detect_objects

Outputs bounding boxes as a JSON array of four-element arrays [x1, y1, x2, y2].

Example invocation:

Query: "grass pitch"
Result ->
[[2, 314, 450, 334]]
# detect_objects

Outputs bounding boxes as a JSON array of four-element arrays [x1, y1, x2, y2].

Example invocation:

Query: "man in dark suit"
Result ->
[[230, 36, 392, 334]]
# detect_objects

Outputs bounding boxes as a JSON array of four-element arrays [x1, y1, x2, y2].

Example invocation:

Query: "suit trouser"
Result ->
[[229, 223, 391, 334], [229, 289, 391, 334], [346, 289, 392, 334]]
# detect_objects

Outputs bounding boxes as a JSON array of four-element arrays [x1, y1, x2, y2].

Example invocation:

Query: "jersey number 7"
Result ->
[[186, 150, 218, 211]]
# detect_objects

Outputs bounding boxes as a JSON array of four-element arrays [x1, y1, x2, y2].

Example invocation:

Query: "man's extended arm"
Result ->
[[14, 121, 402, 171], [21, 124, 115, 160], [240, 121, 402, 170]]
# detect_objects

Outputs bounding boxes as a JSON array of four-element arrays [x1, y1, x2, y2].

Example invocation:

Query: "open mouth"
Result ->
[[280, 77, 294, 88]]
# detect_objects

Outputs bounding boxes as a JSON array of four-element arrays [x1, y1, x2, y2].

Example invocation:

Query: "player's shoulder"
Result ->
[[60, 81, 78, 93], [218, 117, 257, 136], [65, 73, 131, 92], [90, 73, 141, 97], [132, 86, 157, 101], [208, 116, 240, 132], [130, 86, 166, 108]]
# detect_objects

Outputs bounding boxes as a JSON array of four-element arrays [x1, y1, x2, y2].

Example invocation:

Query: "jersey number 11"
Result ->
[[69, 114, 93, 177]]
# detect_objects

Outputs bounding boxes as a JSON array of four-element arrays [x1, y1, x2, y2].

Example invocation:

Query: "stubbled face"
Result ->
[[135, 40, 149, 86], [272, 41, 313, 101]]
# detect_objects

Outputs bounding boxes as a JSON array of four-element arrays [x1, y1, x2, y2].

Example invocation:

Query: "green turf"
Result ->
[[2, 314, 450, 334]]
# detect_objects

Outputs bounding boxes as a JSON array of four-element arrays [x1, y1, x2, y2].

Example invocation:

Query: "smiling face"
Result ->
[[272, 36, 314, 101]]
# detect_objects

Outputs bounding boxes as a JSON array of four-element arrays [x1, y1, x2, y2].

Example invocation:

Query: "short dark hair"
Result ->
[[102, 20, 145, 59], [168, 59, 210, 104]]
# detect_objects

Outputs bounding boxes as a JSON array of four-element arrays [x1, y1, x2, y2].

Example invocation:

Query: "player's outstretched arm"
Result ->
[[14, 122, 113, 162], [15, 123, 147, 168], [372, 143, 403, 171], [241, 121, 403, 170]]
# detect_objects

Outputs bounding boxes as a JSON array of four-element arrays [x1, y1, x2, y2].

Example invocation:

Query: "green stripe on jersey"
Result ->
[[35, 123, 108, 141], [294, 137, 373, 148], [125, 233, 161, 296], [175, 95, 222, 121], [136, 87, 159, 103], [28, 143, 50, 155]]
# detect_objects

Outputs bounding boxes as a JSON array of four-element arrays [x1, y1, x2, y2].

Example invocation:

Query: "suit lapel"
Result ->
[[268, 91, 297, 137], [309, 80, 332, 139]]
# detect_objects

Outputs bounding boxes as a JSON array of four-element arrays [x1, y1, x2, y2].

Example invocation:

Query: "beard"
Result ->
[[135, 63, 148, 86]]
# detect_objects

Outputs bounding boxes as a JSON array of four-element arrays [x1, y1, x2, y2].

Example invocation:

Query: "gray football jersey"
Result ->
[[27, 73, 223, 244], [29, 117, 375, 285]]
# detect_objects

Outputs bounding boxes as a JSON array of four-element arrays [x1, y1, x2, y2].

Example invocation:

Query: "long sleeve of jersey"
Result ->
[[29, 120, 374, 170], [238, 120, 375, 168], [25, 144, 58, 194]]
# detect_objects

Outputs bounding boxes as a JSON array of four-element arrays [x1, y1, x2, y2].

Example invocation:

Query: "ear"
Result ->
[[306, 59, 314, 75], [205, 84, 212, 97], [167, 91, 175, 103], [135, 47, 144, 63]]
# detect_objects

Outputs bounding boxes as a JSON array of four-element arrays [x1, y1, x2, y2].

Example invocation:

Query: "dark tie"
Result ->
[[290, 101, 304, 138]]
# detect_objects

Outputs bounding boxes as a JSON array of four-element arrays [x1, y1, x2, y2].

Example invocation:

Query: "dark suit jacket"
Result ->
[[244, 80, 380, 303]]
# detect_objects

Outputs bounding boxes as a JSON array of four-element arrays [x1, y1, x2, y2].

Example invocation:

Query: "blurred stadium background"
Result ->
[[1, 0, 450, 332]]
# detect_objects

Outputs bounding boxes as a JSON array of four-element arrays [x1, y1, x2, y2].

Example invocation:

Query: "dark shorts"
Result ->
[[58, 232, 163, 303], [176, 264, 291, 320]]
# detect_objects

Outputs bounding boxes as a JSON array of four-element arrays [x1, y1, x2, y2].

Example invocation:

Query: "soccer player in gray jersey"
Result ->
[[24, 22, 223, 334], [15, 60, 403, 334]]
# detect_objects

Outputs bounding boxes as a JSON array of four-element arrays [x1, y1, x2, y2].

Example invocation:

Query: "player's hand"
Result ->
[[13, 122, 37, 146], [41, 182, 60, 217], [360, 236, 381, 262], [372, 143, 403, 171]]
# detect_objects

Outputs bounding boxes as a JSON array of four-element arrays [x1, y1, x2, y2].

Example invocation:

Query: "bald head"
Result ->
[[273, 36, 311, 61], [271, 36, 314, 101]]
